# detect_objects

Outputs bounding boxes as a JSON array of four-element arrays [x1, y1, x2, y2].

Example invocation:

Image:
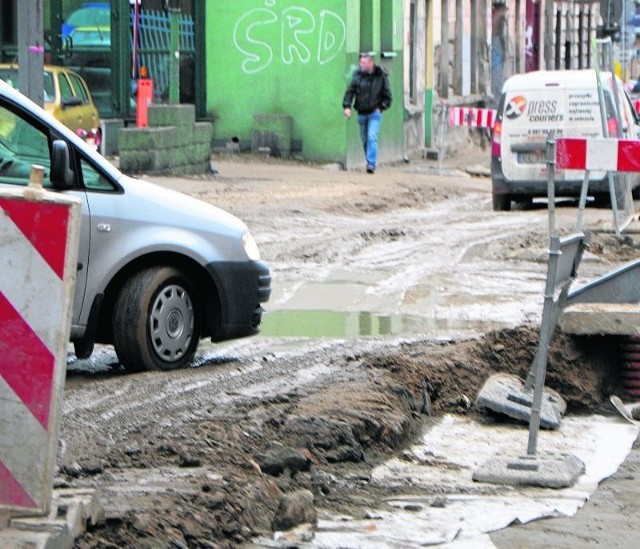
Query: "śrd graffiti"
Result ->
[[233, 3, 346, 74]]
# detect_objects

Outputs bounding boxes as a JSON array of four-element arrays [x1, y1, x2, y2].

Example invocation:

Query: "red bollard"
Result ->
[[136, 78, 154, 128]]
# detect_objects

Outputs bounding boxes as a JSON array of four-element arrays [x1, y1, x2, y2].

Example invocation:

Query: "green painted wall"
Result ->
[[206, 0, 404, 167]]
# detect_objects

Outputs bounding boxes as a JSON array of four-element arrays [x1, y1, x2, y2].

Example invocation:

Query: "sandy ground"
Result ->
[[59, 145, 640, 548]]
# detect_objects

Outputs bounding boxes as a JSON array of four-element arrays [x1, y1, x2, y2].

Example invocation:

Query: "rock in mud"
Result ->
[[283, 416, 364, 463], [271, 489, 317, 532], [254, 442, 311, 476]]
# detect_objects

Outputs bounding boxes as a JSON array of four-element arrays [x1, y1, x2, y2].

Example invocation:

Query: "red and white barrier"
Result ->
[[448, 107, 496, 128], [0, 169, 80, 516], [556, 137, 640, 173]]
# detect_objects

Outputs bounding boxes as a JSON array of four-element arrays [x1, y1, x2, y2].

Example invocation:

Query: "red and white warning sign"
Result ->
[[448, 107, 496, 128], [556, 137, 640, 173], [0, 173, 80, 516]]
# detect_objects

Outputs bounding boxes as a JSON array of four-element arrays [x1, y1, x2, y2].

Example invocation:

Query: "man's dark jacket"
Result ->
[[342, 66, 392, 115]]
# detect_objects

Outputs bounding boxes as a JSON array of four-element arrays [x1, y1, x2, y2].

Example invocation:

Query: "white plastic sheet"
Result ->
[[313, 414, 639, 547]]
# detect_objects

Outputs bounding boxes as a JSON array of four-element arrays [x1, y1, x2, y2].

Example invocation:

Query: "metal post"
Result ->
[[523, 136, 557, 393], [526, 237, 561, 456], [546, 136, 557, 238], [576, 170, 591, 231], [17, 0, 44, 106], [524, 135, 557, 394], [167, 1, 182, 104], [593, 37, 622, 236]]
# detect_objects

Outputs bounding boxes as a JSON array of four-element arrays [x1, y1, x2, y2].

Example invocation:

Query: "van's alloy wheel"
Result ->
[[113, 266, 200, 372]]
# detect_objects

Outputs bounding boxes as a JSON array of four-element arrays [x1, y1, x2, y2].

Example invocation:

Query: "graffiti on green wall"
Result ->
[[232, 1, 346, 74]]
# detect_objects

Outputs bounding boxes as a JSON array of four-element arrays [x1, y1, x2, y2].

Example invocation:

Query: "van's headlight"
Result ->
[[243, 232, 261, 260]]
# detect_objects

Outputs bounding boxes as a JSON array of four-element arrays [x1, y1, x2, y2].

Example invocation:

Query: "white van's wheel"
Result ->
[[113, 267, 200, 372], [492, 193, 511, 211]]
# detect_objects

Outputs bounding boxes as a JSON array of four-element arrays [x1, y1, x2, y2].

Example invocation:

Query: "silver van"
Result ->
[[491, 69, 640, 211], [0, 80, 271, 372]]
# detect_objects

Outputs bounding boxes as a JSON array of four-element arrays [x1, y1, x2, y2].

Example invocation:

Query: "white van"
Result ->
[[491, 69, 640, 211]]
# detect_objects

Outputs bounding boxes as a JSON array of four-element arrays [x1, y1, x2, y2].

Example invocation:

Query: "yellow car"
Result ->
[[0, 63, 101, 149]]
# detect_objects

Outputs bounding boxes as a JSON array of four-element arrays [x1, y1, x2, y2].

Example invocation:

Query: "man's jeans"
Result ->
[[358, 110, 382, 169]]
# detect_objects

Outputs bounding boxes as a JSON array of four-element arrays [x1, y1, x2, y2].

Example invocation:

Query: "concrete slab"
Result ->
[[560, 302, 640, 335], [475, 373, 567, 429], [0, 489, 103, 549], [472, 451, 585, 488]]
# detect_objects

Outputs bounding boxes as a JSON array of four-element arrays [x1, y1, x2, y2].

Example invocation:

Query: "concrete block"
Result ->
[[193, 122, 213, 145], [560, 302, 640, 335], [118, 108, 212, 175], [57, 489, 105, 537], [0, 489, 104, 549], [119, 126, 176, 151], [172, 125, 193, 146], [475, 373, 566, 429], [148, 103, 196, 127], [99, 118, 124, 157], [187, 143, 211, 164], [119, 149, 152, 173], [473, 451, 585, 488]]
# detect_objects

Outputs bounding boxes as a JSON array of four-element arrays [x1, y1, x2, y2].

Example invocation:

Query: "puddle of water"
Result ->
[[260, 310, 508, 338]]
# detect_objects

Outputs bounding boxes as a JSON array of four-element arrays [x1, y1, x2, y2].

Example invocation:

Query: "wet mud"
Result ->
[[65, 149, 638, 547]]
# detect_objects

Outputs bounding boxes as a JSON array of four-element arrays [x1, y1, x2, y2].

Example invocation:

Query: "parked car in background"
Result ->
[[0, 78, 271, 372], [62, 2, 111, 48], [0, 63, 101, 149], [491, 69, 640, 211]]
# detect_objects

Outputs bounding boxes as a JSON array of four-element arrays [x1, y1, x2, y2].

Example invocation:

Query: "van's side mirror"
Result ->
[[50, 139, 75, 189]]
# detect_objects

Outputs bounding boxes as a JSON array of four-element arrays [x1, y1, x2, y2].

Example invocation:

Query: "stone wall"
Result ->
[[118, 104, 213, 175]]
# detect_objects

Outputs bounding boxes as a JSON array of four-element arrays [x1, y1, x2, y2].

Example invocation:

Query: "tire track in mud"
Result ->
[[261, 192, 556, 327]]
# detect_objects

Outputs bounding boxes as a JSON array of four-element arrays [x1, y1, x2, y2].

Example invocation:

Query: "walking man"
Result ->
[[342, 53, 392, 173]]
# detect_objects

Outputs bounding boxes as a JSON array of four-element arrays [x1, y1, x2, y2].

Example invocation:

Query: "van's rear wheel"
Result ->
[[492, 192, 511, 211], [113, 266, 200, 372]]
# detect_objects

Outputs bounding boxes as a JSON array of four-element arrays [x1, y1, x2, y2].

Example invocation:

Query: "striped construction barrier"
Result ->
[[448, 106, 497, 128], [556, 137, 640, 172], [0, 168, 80, 516]]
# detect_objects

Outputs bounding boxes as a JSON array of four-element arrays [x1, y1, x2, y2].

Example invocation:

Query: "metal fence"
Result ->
[[133, 9, 195, 100]]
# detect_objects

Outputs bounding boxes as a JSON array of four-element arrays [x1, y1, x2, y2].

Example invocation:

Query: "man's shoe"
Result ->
[[366, 165, 375, 174]]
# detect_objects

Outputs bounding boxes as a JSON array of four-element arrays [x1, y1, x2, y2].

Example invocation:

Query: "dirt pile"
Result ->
[[73, 326, 623, 548]]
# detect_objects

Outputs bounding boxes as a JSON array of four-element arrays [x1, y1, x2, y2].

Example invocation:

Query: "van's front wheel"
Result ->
[[492, 192, 511, 211], [113, 267, 200, 372]]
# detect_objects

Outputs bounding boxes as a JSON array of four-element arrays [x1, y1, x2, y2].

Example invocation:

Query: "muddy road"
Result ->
[[64, 148, 639, 547]]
